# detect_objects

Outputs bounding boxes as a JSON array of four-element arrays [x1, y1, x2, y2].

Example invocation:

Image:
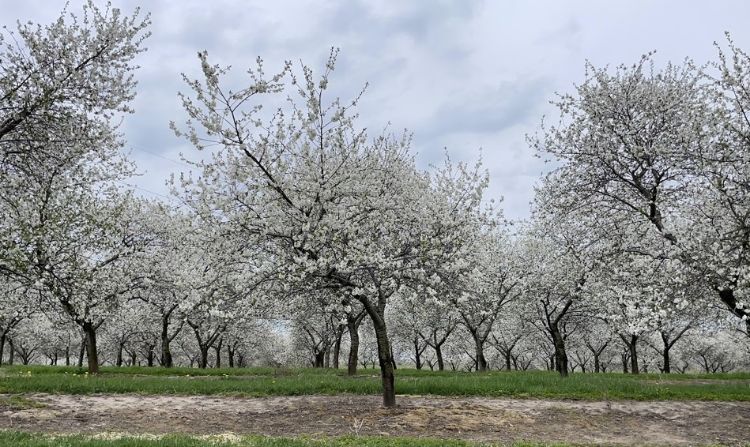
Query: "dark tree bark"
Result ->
[[346, 309, 366, 376], [160, 311, 179, 368], [82, 322, 99, 374], [372, 317, 395, 407], [435, 344, 445, 371], [214, 338, 223, 368], [0, 332, 6, 366], [619, 334, 639, 375], [226, 344, 235, 368], [116, 342, 124, 367], [198, 346, 209, 369], [313, 350, 325, 368], [332, 324, 344, 369], [550, 324, 569, 377], [145, 344, 155, 367], [359, 294, 396, 408]]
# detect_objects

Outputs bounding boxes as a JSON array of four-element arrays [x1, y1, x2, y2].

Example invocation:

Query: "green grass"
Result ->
[[0, 365, 748, 401], [0, 432, 565, 447], [0, 395, 46, 409]]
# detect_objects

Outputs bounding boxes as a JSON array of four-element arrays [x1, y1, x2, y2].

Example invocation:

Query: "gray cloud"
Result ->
[[4, 0, 750, 220]]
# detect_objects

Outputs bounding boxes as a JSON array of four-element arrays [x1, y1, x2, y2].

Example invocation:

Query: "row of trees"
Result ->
[[1, 3, 749, 408], [3, 286, 747, 377]]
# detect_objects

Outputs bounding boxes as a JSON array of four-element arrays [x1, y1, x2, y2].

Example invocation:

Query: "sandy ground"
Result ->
[[1, 394, 749, 446]]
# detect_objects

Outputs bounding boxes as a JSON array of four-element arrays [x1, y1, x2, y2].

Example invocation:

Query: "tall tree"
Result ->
[[172, 49, 487, 407]]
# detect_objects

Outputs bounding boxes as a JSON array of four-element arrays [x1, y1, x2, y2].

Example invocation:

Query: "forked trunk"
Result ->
[[624, 335, 639, 375], [413, 337, 422, 370], [472, 333, 488, 372]]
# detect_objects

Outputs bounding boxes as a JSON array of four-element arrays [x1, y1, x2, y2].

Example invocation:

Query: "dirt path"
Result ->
[[1, 394, 748, 445]]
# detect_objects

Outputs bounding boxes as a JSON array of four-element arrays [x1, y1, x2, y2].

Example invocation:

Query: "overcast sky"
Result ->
[[5, 1, 750, 219]]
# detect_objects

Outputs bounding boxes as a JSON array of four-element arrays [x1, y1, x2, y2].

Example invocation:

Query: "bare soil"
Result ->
[[1, 393, 748, 446]]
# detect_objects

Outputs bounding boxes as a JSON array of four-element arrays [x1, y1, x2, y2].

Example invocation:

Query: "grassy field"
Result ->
[[0, 432, 562, 447], [0, 365, 748, 401]]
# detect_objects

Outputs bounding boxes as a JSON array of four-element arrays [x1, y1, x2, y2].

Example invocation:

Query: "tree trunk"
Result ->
[[472, 333, 488, 372], [413, 337, 422, 370], [371, 315, 396, 408], [227, 345, 235, 368], [347, 319, 360, 376], [0, 332, 5, 366], [77, 335, 85, 368], [65, 346, 70, 366], [116, 343, 124, 367], [161, 317, 174, 368], [214, 339, 222, 368], [662, 345, 671, 374], [550, 324, 569, 377], [627, 335, 639, 375], [199, 346, 209, 369], [332, 327, 343, 369], [593, 354, 601, 373], [435, 344, 445, 371], [313, 350, 325, 368], [146, 346, 155, 367], [82, 322, 99, 374]]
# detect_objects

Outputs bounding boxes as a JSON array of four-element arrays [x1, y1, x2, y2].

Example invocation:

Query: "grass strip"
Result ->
[[0, 366, 747, 401]]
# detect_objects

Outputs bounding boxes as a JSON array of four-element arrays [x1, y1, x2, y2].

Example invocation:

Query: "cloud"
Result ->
[[5, 0, 750, 220]]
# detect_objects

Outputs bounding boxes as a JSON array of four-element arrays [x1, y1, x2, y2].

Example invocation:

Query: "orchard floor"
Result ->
[[2, 393, 749, 446]]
